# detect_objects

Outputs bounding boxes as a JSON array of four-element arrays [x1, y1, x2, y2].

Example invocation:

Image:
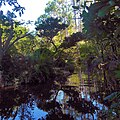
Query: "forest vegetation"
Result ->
[[0, 0, 120, 119]]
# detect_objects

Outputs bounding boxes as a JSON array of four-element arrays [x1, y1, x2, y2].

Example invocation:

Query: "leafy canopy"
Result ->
[[0, 0, 25, 17], [35, 17, 68, 39]]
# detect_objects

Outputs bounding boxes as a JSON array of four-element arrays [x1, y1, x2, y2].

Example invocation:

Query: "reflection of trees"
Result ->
[[18, 103, 34, 120], [0, 89, 35, 120], [35, 85, 100, 120], [0, 107, 18, 120], [37, 97, 74, 120], [0, 90, 22, 120], [40, 112, 74, 120], [0, 84, 103, 120], [31, 89, 99, 120], [0, 83, 56, 120]]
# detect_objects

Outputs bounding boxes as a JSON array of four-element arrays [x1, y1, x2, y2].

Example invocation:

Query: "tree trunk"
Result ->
[[101, 45, 108, 89], [0, 27, 4, 87], [0, 52, 4, 88], [72, 0, 77, 31], [0, 27, 3, 66], [87, 67, 91, 92], [0, 70, 4, 88]]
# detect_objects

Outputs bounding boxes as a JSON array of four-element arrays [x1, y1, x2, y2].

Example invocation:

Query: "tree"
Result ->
[[0, 0, 32, 87], [81, 0, 120, 90], [35, 17, 68, 52], [45, 0, 73, 24], [11, 26, 37, 56], [71, 0, 120, 92], [0, 0, 25, 16], [0, 0, 31, 64]]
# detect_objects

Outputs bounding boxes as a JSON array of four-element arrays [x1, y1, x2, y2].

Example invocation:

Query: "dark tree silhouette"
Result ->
[[35, 17, 68, 52]]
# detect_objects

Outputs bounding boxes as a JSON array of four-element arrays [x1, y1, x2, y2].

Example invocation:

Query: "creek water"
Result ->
[[0, 74, 108, 120]]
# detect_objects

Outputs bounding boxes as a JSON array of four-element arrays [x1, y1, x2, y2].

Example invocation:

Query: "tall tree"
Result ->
[[0, 0, 31, 64], [0, 0, 32, 87], [35, 17, 68, 52], [81, 0, 120, 89], [45, 0, 73, 24]]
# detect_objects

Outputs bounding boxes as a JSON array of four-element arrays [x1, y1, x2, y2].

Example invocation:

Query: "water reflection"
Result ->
[[0, 88, 48, 120], [0, 83, 108, 120]]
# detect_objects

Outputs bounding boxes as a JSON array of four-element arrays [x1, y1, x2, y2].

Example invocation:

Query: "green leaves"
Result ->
[[60, 32, 85, 49], [7, 10, 17, 19], [76, 0, 80, 2], [31, 48, 53, 62], [109, 0, 115, 6], [0, 0, 25, 17], [115, 9, 120, 17], [110, 102, 120, 109], [97, 0, 119, 18], [98, 5, 111, 17], [104, 91, 120, 117], [104, 92, 120, 101], [114, 26, 120, 38], [115, 70, 120, 78], [36, 17, 68, 39], [44, 0, 73, 24], [72, 6, 79, 10]]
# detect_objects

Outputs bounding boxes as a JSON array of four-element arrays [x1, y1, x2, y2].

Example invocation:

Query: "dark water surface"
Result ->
[[0, 75, 108, 120]]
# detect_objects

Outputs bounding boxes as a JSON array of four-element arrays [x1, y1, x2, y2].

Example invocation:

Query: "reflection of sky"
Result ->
[[0, 87, 108, 120], [32, 103, 47, 119], [8, 102, 47, 120], [81, 91, 108, 120], [64, 91, 108, 120]]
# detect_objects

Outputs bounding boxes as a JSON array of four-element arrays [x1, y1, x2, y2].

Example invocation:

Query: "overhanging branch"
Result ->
[[6, 32, 30, 52], [3, 21, 14, 53]]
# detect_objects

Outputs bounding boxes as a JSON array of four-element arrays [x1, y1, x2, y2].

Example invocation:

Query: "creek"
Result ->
[[0, 74, 108, 120]]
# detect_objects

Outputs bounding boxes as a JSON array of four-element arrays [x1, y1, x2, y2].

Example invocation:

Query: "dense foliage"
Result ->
[[0, 0, 120, 119]]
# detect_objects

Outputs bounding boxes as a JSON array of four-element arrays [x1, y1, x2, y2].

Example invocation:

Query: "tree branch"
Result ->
[[3, 21, 14, 53], [6, 32, 30, 51]]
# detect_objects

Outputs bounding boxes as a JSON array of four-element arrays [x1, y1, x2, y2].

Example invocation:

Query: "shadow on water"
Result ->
[[0, 75, 109, 120]]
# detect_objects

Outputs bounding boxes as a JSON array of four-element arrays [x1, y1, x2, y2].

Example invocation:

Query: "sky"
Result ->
[[17, 0, 50, 22], [17, 0, 51, 30], [1, 0, 51, 30]]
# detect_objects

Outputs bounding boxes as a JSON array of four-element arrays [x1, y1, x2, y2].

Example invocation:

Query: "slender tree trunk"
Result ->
[[101, 45, 107, 89], [72, 0, 77, 31], [0, 27, 3, 65], [76, 44, 83, 85], [0, 53, 2, 66], [0, 51, 4, 88], [87, 66, 91, 92], [0, 27, 4, 88]]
